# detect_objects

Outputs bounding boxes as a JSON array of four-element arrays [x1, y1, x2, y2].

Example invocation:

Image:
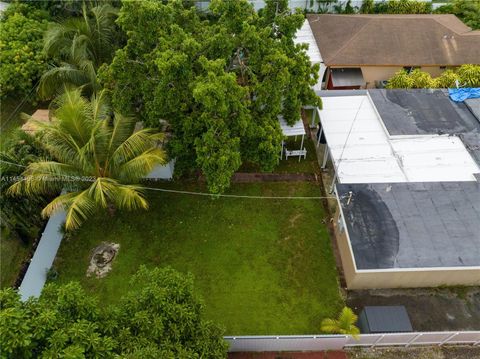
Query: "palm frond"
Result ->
[[7, 161, 84, 196], [110, 184, 149, 211], [63, 188, 98, 230], [110, 129, 164, 166], [115, 148, 166, 182], [38, 64, 91, 99]]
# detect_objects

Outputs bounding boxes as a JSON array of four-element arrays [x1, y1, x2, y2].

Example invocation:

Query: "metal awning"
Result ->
[[331, 68, 365, 88]]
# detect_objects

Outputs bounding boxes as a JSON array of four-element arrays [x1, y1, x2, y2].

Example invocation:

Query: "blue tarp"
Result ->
[[449, 88, 480, 102]]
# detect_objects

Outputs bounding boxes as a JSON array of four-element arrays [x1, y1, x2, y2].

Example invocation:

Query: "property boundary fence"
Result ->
[[225, 331, 480, 352]]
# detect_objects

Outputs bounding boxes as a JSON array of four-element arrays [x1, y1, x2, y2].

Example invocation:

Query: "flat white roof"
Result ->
[[319, 95, 480, 184], [278, 116, 306, 137]]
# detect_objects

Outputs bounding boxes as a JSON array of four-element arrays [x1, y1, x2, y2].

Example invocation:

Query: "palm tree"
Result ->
[[321, 307, 360, 338], [39, 4, 118, 99], [8, 88, 166, 230]]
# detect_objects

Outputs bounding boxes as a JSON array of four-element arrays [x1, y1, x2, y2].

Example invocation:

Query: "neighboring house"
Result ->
[[305, 15, 480, 89], [317, 89, 480, 289]]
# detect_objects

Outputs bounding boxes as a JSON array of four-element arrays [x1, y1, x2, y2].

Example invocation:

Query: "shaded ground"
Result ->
[[347, 346, 480, 359], [347, 287, 480, 331], [54, 181, 343, 335], [229, 352, 347, 359], [0, 233, 31, 288]]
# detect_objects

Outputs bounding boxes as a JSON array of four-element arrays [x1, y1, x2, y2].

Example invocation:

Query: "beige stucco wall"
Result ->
[[334, 207, 480, 290]]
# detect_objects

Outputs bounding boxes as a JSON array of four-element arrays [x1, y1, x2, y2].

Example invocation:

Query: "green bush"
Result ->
[[0, 4, 50, 101], [456, 64, 480, 87], [386, 65, 480, 89], [360, 0, 375, 13], [409, 69, 435, 88], [434, 69, 459, 88], [374, 0, 432, 14], [434, 0, 480, 30], [386, 70, 414, 88]]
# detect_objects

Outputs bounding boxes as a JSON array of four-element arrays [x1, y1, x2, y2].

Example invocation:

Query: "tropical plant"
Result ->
[[38, 3, 119, 99], [386, 70, 414, 88], [0, 130, 50, 242], [434, 0, 480, 30], [0, 3, 50, 101], [409, 69, 435, 88], [456, 64, 480, 87], [434, 69, 459, 88], [387, 65, 480, 89], [103, 0, 321, 193], [360, 0, 375, 13], [0, 266, 228, 358], [321, 307, 360, 338], [384, 0, 432, 14], [8, 88, 166, 230]]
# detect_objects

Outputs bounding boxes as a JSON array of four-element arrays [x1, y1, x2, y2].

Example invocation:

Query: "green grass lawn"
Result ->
[[0, 231, 31, 288], [54, 181, 343, 335]]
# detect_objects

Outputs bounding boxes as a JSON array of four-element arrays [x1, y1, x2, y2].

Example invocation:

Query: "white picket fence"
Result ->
[[225, 331, 480, 352]]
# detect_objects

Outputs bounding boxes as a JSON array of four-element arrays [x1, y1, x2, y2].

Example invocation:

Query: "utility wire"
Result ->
[[0, 159, 336, 200]]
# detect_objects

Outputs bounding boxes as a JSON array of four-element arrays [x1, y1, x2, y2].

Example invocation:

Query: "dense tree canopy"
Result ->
[[0, 3, 50, 100], [102, 0, 321, 193], [0, 266, 228, 358], [435, 0, 480, 30]]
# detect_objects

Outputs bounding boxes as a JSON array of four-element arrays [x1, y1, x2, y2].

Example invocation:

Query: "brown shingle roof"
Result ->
[[307, 14, 480, 66]]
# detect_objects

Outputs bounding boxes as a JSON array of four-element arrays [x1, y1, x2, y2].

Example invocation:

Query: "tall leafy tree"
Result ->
[[39, 3, 119, 99], [0, 3, 50, 100], [102, 0, 321, 193], [0, 266, 228, 358], [8, 88, 166, 230]]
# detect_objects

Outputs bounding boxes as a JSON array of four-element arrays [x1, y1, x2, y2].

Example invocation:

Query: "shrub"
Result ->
[[0, 4, 50, 101], [434, 69, 459, 88], [434, 0, 480, 30], [457, 64, 480, 87], [409, 69, 435, 88], [360, 0, 375, 13], [376, 0, 432, 14], [386, 70, 414, 88]]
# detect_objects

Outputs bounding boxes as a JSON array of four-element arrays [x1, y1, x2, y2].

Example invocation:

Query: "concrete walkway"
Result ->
[[18, 210, 66, 301]]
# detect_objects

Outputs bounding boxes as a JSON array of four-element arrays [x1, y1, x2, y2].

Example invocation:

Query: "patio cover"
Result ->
[[278, 116, 305, 137]]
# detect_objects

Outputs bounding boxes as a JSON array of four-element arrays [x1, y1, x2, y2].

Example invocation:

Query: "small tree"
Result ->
[[321, 307, 360, 338], [0, 3, 50, 100], [360, 0, 375, 14], [0, 266, 228, 357]]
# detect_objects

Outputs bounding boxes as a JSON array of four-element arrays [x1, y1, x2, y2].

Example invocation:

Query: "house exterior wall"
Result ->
[[327, 66, 450, 89], [334, 204, 480, 290]]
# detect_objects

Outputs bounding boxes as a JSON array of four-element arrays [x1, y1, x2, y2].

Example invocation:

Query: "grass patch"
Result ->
[[0, 231, 31, 288], [54, 181, 343, 335], [240, 137, 321, 175], [0, 97, 37, 148]]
